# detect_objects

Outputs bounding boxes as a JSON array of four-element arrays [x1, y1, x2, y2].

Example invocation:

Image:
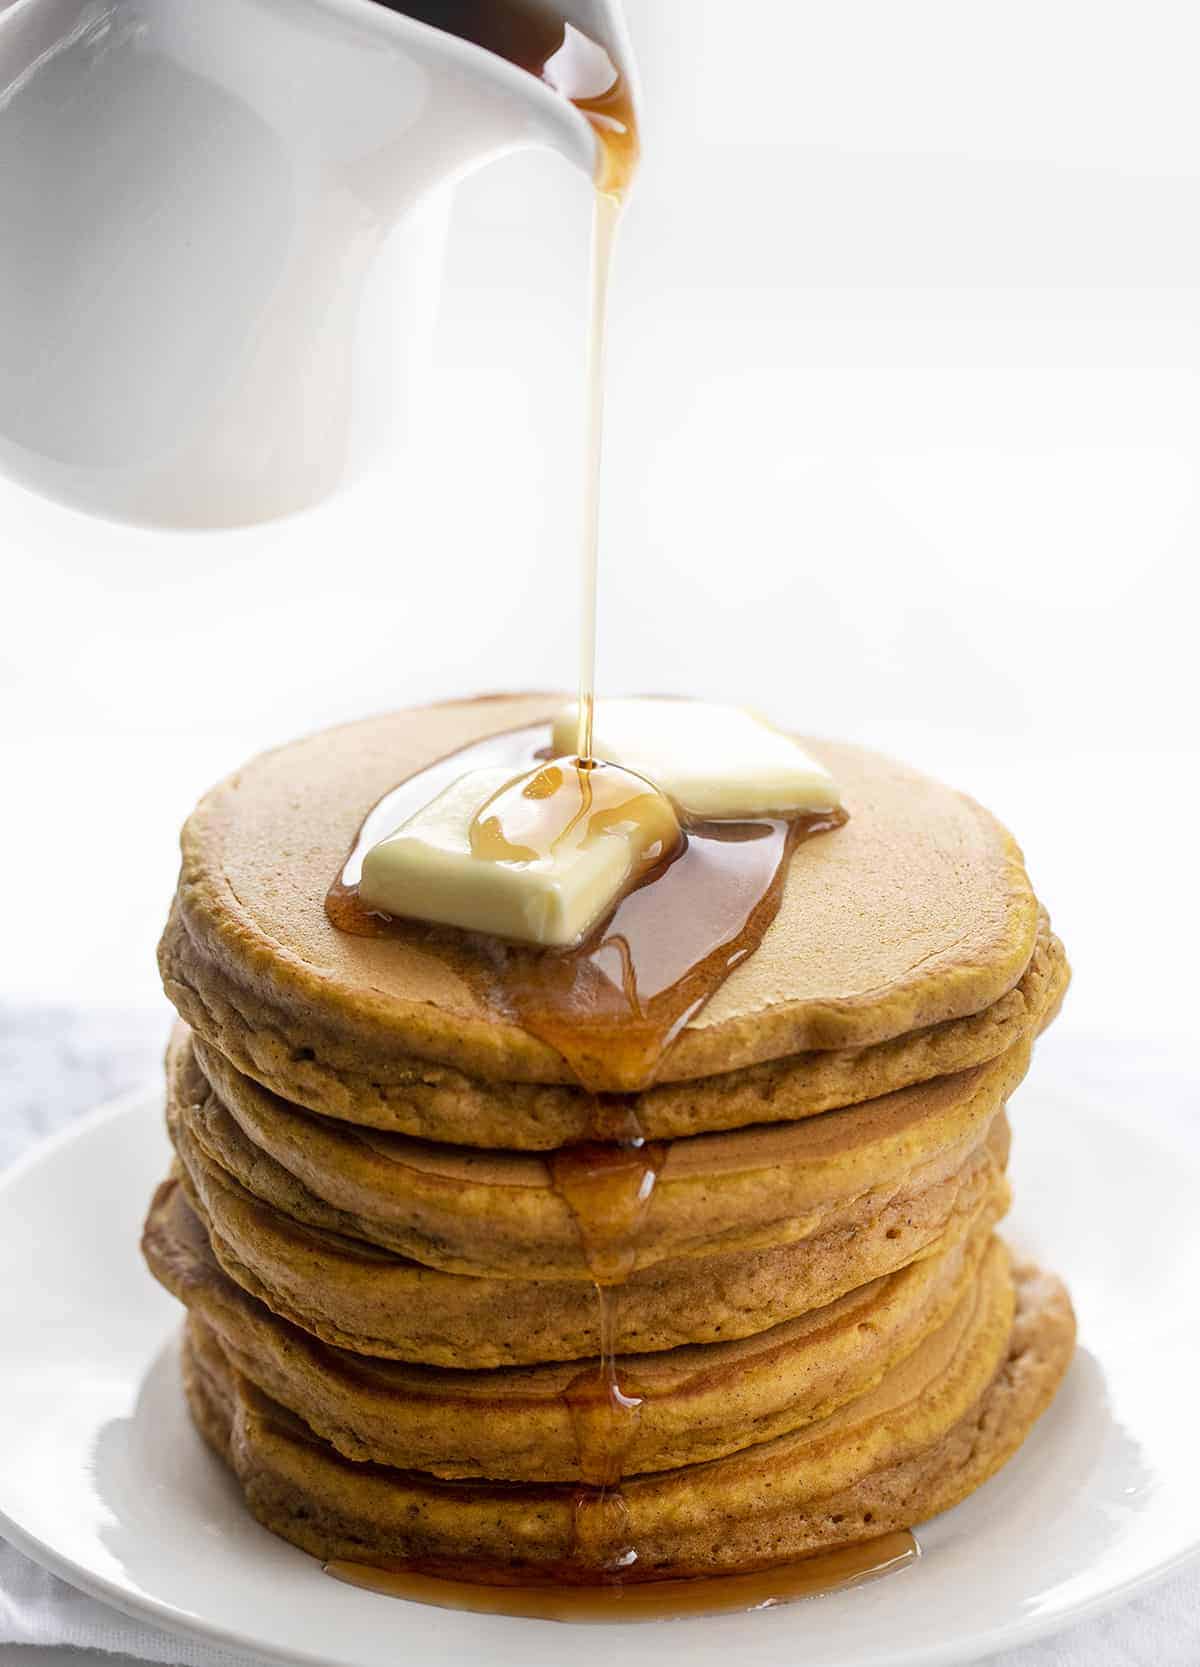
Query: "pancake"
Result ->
[[159, 695, 1043, 1112], [176, 1025, 1029, 1279], [167, 1106, 1011, 1366], [166, 908, 1066, 1152], [144, 1176, 997, 1481], [181, 1253, 1074, 1581]]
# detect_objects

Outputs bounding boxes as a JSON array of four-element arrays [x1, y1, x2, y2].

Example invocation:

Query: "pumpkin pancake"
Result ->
[[167, 1108, 1011, 1367], [180, 1252, 1074, 1580], [145, 1176, 997, 1481], [166, 908, 1066, 1152], [175, 1025, 1028, 1279], [159, 695, 1044, 1120]]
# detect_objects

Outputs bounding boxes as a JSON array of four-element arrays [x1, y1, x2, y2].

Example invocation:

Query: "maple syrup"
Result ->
[[575, 186, 620, 761], [371, 0, 635, 761], [549, 1136, 663, 1285], [551, 1134, 661, 1567], [323, 6, 847, 1102], [321, 2, 875, 1613], [563, 1298, 641, 1570], [324, 1532, 921, 1620], [327, 724, 845, 1093]]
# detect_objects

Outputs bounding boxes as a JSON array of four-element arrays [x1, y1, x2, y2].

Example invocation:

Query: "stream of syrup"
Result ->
[[553, 1133, 661, 1569], [320, 0, 888, 1618], [373, 0, 637, 762]]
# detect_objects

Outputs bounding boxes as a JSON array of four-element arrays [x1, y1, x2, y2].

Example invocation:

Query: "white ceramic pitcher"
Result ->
[[0, 0, 627, 527]]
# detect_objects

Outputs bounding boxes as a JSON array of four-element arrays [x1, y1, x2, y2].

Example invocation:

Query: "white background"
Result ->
[[3, 0, 1198, 1047]]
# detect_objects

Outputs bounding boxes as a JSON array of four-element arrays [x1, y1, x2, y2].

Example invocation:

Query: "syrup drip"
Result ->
[[551, 1130, 662, 1570], [565, 1297, 641, 1575], [327, 725, 846, 1094], [323, 1531, 921, 1619], [549, 1133, 664, 1286]]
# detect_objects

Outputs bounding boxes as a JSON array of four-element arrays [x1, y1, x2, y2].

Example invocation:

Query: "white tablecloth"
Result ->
[[2, 1004, 1197, 1667]]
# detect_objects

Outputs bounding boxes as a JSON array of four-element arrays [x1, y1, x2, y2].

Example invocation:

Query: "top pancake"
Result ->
[[161, 694, 1040, 1093]]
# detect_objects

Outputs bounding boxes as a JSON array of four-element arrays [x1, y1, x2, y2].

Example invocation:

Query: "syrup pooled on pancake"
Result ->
[[326, 724, 846, 1093]]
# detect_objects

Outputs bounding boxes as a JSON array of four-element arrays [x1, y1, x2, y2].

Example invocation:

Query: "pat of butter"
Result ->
[[359, 760, 680, 948], [551, 699, 840, 819]]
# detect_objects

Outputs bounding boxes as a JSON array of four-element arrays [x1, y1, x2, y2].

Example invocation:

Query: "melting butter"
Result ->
[[358, 759, 680, 948], [551, 699, 841, 819]]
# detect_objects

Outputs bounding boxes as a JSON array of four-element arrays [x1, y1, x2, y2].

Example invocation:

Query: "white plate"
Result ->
[[0, 1032, 1197, 1667]]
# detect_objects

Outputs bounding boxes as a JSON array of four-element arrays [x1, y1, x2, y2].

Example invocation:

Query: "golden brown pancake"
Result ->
[[145, 1177, 998, 1481], [180, 1254, 1074, 1581], [159, 696, 1043, 1114], [166, 1103, 1011, 1366], [166, 908, 1066, 1151], [175, 1025, 1029, 1279]]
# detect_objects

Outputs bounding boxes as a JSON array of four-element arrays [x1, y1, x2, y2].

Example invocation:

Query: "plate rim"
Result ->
[[1, 1088, 1198, 1667]]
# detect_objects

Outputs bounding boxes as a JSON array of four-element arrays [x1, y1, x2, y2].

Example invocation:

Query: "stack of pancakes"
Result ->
[[143, 694, 1076, 1583]]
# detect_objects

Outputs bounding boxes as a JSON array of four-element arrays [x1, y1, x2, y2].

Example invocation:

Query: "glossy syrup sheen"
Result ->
[[324, 1533, 920, 1620], [326, 724, 846, 1093]]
